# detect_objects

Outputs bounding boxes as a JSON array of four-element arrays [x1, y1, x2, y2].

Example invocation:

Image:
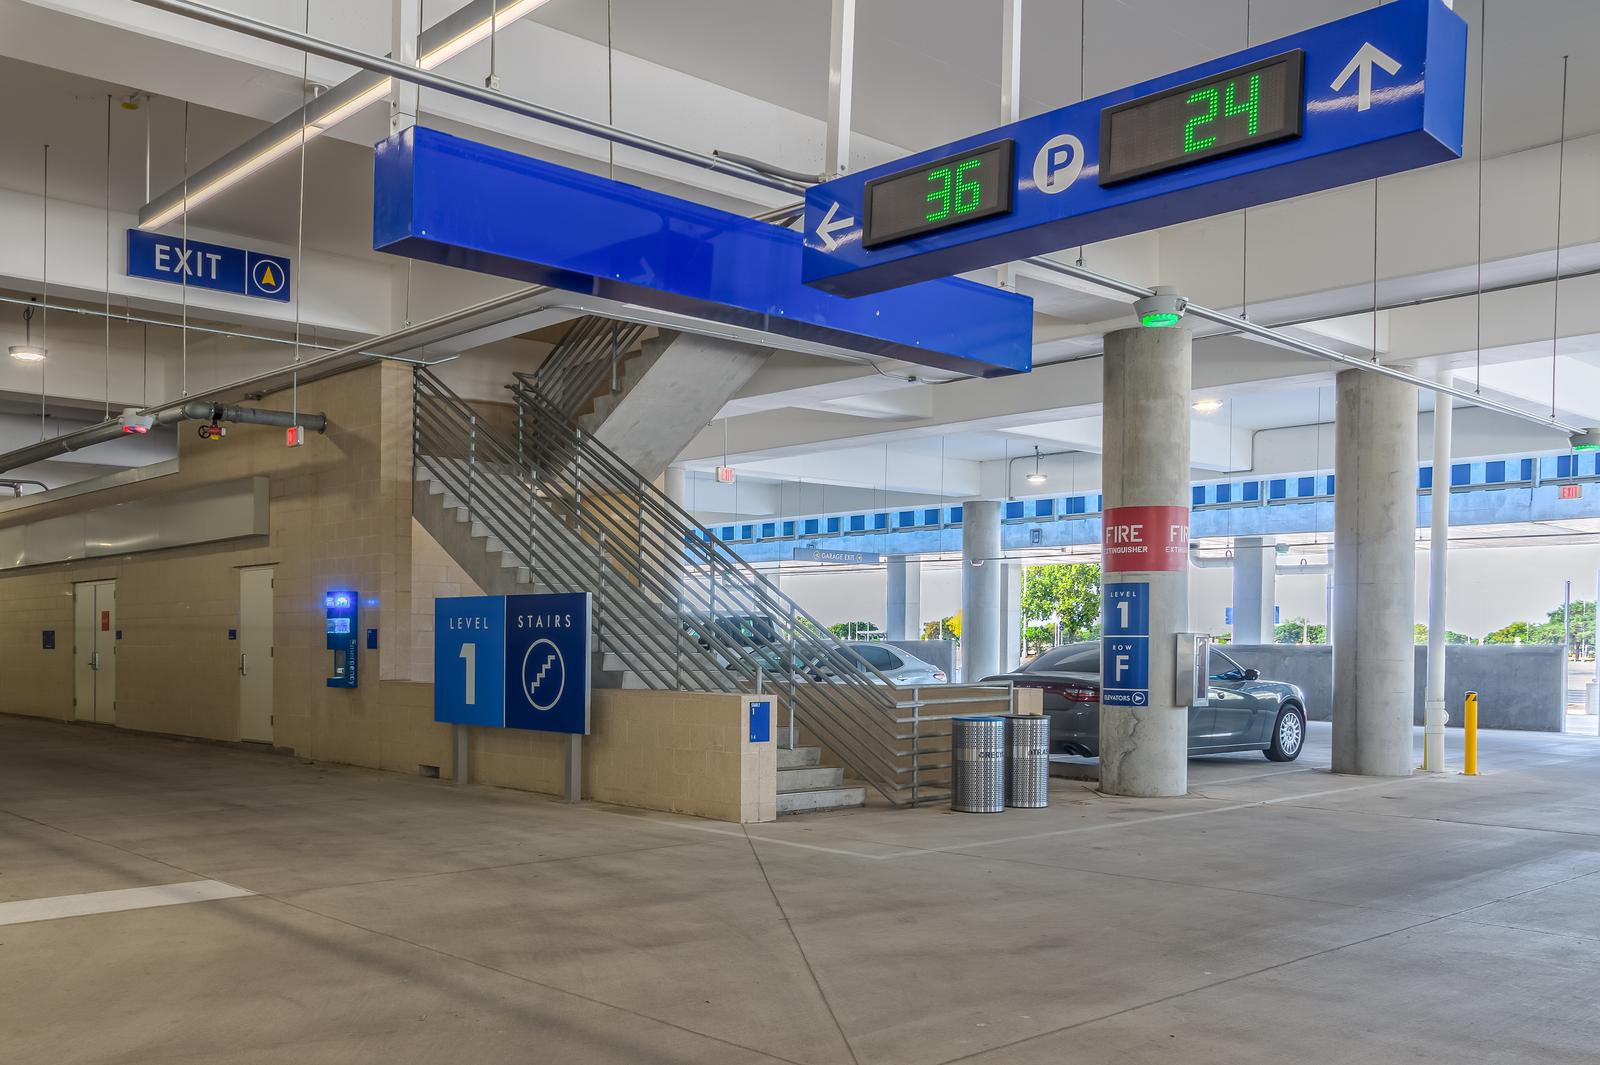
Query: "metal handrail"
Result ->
[[514, 316, 650, 425], [413, 364, 1015, 804]]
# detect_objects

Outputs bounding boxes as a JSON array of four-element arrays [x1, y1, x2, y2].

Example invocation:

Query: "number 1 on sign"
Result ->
[[1116, 599, 1130, 629], [459, 642, 476, 705]]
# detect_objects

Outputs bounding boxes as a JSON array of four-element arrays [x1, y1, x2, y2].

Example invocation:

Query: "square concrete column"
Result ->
[[1232, 537, 1277, 644], [1100, 326, 1191, 798], [960, 500, 1004, 682], [1332, 367, 1418, 777], [885, 556, 921, 642]]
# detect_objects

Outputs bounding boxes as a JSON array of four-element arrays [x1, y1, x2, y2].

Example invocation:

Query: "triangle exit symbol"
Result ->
[[259, 265, 276, 287]]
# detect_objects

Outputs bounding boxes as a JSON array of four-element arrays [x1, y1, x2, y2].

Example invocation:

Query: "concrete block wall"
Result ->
[[1225, 644, 1567, 732], [0, 363, 781, 822]]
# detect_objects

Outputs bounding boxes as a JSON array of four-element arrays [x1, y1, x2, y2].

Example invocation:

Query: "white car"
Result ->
[[841, 641, 947, 685]]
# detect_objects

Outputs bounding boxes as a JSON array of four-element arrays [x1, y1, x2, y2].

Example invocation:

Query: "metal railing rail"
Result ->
[[413, 365, 1014, 804], [515, 316, 650, 425]]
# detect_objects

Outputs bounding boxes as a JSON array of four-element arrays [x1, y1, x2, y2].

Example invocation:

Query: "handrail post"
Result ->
[[467, 412, 477, 510], [911, 687, 920, 806]]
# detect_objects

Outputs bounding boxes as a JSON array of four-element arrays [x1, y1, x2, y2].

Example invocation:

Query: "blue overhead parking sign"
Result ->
[[803, 0, 1466, 296]]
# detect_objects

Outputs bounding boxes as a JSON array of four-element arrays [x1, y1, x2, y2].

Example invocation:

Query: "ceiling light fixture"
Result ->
[[139, 0, 552, 230], [1192, 397, 1223, 414], [1026, 445, 1047, 485], [9, 305, 45, 363]]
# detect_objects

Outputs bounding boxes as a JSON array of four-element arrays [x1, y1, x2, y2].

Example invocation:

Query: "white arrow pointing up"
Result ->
[[1332, 41, 1403, 112], [815, 200, 855, 253]]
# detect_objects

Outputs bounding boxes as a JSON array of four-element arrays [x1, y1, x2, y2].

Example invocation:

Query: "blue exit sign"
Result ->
[[126, 230, 291, 302]]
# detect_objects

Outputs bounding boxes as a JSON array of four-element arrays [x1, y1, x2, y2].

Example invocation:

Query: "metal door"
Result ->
[[73, 580, 116, 724], [238, 566, 275, 743]]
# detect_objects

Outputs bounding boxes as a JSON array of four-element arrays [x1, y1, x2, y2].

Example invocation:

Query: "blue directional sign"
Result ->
[[126, 230, 291, 302], [1102, 580, 1152, 707], [373, 127, 1031, 378], [435, 596, 508, 727], [505, 592, 591, 734], [1102, 581, 1150, 637], [435, 593, 591, 733], [804, 0, 1466, 296]]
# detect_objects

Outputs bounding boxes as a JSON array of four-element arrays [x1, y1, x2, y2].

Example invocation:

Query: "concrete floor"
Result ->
[[4, 714, 1600, 1064]]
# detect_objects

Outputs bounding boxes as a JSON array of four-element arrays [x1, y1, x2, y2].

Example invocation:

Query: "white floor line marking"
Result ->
[[1193, 765, 1326, 787], [0, 880, 254, 927]]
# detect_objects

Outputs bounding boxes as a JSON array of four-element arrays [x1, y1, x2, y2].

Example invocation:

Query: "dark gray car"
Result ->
[[984, 641, 1307, 761]]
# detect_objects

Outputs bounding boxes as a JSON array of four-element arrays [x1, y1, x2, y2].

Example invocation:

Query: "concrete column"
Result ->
[[663, 467, 689, 508], [1100, 326, 1191, 798], [960, 500, 1003, 681], [1231, 536, 1277, 644], [1423, 389, 1452, 772], [885, 556, 921, 641], [1004, 562, 1024, 671], [1332, 368, 1418, 777]]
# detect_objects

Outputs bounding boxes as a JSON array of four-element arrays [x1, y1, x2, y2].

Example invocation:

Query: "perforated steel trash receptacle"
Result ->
[[951, 715, 1007, 813], [1004, 714, 1050, 809]]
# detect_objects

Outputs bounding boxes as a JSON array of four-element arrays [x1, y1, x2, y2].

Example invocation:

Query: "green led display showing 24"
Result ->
[[1184, 73, 1262, 154], [925, 158, 985, 223]]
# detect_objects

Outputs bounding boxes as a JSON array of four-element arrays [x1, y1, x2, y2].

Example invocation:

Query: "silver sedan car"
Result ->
[[841, 641, 948, 684]]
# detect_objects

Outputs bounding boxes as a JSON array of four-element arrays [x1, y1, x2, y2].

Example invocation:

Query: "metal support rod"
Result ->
[[824, 0, 856, 179], [1423, 382, 1452, 772], [996, 0, 1023, 292], [1021, 256, 1583, 434], [129, 0, 807, 195], [391, 0, 421, 136], [564, 734, 582, 801], [453, 723, 470, 784]]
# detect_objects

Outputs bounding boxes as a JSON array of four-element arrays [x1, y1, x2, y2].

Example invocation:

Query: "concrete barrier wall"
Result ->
[[1225, 644, 1566, 732]]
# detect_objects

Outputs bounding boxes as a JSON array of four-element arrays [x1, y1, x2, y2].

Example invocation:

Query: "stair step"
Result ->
[[778, 765, 843, 791], [778, 745, 820, 769], [777, 785, 866, 815]]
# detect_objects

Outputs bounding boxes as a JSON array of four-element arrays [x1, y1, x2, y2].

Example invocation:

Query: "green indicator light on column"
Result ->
[[1134, 287, 1187, 329], [1140, 311, 1183, 328]]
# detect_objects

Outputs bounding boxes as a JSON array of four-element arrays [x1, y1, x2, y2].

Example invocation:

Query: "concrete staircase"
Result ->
[[776, 726, 867, 814], [413, 462, 864, 815]]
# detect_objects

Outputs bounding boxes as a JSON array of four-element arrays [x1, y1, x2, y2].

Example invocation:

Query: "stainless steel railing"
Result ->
[[414, 365, 1013, 805], [513, 315, 650, 426]]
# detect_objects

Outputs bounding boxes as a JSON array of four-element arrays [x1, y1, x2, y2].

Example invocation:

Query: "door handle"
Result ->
[[89, 651, 99, 672], [240, 653, 248, 677]]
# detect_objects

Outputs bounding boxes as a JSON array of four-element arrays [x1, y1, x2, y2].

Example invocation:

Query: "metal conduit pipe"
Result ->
[[0, 478, 49, 498], [0, 404, 325, 476], [1021, 257, 1582, 435], [178, 402, 327, 433], [1189, 547, 1332, 574], [129, 0, 809, 197]]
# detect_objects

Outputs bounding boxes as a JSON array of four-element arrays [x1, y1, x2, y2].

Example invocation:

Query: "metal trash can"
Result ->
[[951, 715, 1007, 813], [1004, 714, 1050, 809]]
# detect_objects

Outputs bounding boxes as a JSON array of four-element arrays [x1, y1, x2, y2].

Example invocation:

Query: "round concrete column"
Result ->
[[1100, 326, 1191, 798], [960, 500, 1003, 682], [1332, 367, 1418, 777]]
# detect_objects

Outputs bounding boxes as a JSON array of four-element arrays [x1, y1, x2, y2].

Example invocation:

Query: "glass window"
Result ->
[[853, 645, 899, 670], [1209, 650, 1245, 680]]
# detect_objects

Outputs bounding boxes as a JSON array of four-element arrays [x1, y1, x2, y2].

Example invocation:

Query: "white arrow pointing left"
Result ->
[[815, 201, 855, 252], [1332, 41, 1403, 112]]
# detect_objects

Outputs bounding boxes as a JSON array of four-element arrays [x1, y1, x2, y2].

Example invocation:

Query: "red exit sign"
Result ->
[[1558, 483, 1583, 500]]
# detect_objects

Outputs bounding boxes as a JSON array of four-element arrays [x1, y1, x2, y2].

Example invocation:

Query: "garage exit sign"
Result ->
[[127, 230, 291, 302]]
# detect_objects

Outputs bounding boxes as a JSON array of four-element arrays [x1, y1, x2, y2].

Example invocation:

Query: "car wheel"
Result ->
[[1265, 704, 1305, 762]]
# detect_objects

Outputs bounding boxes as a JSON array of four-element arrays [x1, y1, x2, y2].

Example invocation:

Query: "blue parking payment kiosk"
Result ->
[[325, 590, 359, 688]]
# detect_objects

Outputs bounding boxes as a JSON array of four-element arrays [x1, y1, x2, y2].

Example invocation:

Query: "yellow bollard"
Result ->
[[1462, 691, 1479, 776]]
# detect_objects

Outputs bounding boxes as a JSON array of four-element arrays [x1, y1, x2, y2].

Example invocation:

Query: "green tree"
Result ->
[[828, 621, 881, 640], [922, 613, 961, 642], [1020, 563, 1101, 647], [1414, 624, 1473, 645], [1485, 620, 1532, 645], [1276, 617, 1327, 644]]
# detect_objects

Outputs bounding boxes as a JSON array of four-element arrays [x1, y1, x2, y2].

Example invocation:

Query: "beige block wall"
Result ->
[[0, 363, 776, 823]]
